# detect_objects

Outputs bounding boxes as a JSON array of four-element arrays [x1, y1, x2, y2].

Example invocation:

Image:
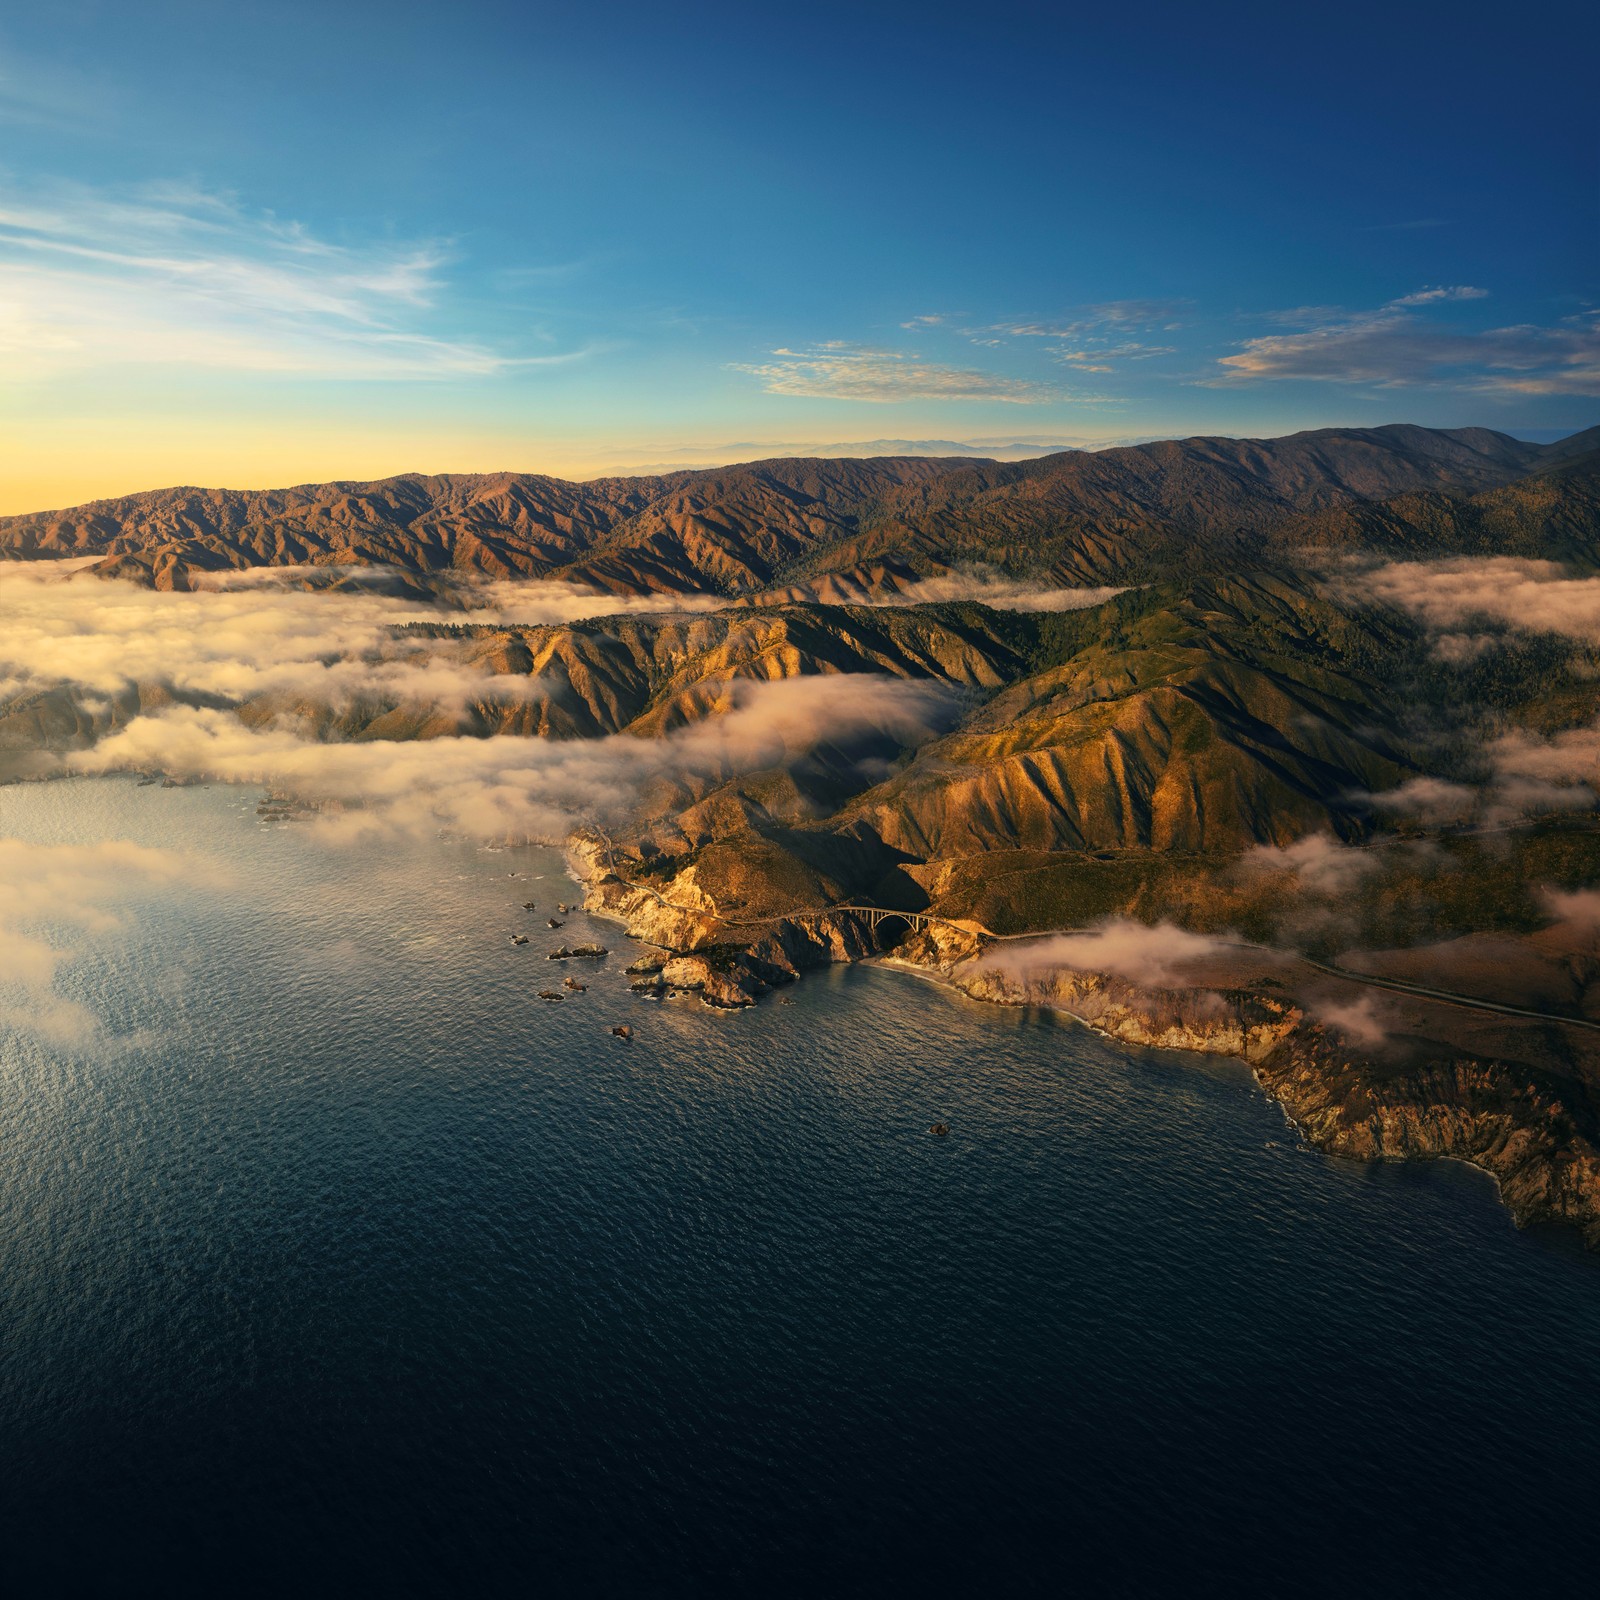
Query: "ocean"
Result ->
[[2, 778, 1597, 1595]]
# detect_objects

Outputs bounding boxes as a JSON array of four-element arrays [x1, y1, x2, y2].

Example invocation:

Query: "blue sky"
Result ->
[[0, 0, 1594, 508]]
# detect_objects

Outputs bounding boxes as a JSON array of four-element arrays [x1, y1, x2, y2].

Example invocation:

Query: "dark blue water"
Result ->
[[2, 779, 1598, 1596]]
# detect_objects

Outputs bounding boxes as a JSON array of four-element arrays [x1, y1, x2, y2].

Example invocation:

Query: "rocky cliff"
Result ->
[[9, 419, 1600, 1246], [571, 849, 1600, 1247], [954, 949, 1600, 1246]]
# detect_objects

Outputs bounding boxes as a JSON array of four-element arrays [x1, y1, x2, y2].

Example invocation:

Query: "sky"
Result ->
[[0, 0, 1595, 512]]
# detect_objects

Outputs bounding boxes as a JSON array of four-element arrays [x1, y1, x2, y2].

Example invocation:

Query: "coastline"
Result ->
[[7, 782, 1593, 1250], [570, 842, 1600, 1250], [871, 951, 1522, 1223]]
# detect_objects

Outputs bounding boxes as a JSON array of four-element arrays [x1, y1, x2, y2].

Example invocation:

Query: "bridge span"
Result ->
[[824, 904, 981, 938], [593, 878, 1600, 1033]]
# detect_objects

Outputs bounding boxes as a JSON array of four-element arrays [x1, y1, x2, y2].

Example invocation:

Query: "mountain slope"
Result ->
[[6, 424, 1591, 596], [0, 457, 970, 593], [815, 425, 1560, 585], [825, 572, 1416, 856], [1272, 449, 1600, 565]]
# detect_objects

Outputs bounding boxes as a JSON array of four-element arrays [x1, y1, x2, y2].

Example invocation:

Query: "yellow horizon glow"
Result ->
[[0, 423, 654, 517], [0, 417, 1137, 518]]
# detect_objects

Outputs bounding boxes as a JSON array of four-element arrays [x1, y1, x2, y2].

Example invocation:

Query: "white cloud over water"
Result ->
[[0, 836, 208, 1047], [0, 562, 963, 841], [0, 561, 745, 715], [0, 561, 546, 711], [62, 673, 958, 844]]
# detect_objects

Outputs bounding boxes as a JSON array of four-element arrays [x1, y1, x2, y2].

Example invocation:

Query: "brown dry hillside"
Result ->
[[820, 425, 1564, 583], [0, 458, 969, 593], [6, 425, 1593, 595], [1270, 446, 1600, 564]]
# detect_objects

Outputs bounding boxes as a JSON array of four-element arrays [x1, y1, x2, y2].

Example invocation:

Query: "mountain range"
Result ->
[[6, 421, 1600, 1242], [6, 424, 1597, 596]]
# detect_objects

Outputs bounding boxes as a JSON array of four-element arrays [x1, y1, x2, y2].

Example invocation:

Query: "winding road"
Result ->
[[600, 877, 1600, 1034]]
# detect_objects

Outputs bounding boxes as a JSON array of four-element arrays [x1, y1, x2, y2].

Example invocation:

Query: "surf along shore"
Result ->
[[568, 838, 1600, 1250]]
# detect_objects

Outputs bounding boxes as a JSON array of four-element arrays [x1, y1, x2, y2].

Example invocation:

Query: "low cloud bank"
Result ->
[[2, 560, 962, 842], [1488, 723, 1600, 789], [878, 572, 1125, 613], [997, 917, 1235, 986], [739, 565, 1125, 614], [1352, 556, 1600, 644], [0, 561, 547, 711], [1367, 776, 1484, 824], [1243, 833, 1382, 895], [1368, 728, 1600, 826], [1539, 886, 1600, 935], [171, 562, 1126, 617], [1329, 556, 1600, 823], [0, 562, 1119, 727], [64, 674, 958, 843], [1313, 994, 1390, 1048], [0, 837, 215, 1047]]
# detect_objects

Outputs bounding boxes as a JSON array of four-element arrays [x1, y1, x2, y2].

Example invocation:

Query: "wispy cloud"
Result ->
[[996, 917, 1236, 986], [578, 433, 1138, 473], [1350, 557, 1600, 643], [1212, 289, 1600, 395], [63, 676, 959, 846], [882, 301, 1186, 375], [0, 837, 215, 1047], [989, 299, 1189, 341], [1387, 285, 1489, 307], [980, 300, 1186, 373], [0, 45, 115, 132], [1048, 341, 1175, 372], [731, 342, 1076, 404], [0, 180, 584, 380]]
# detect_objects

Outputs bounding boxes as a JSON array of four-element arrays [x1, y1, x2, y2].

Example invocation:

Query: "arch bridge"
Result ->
[[827, 904, 971, 937]]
